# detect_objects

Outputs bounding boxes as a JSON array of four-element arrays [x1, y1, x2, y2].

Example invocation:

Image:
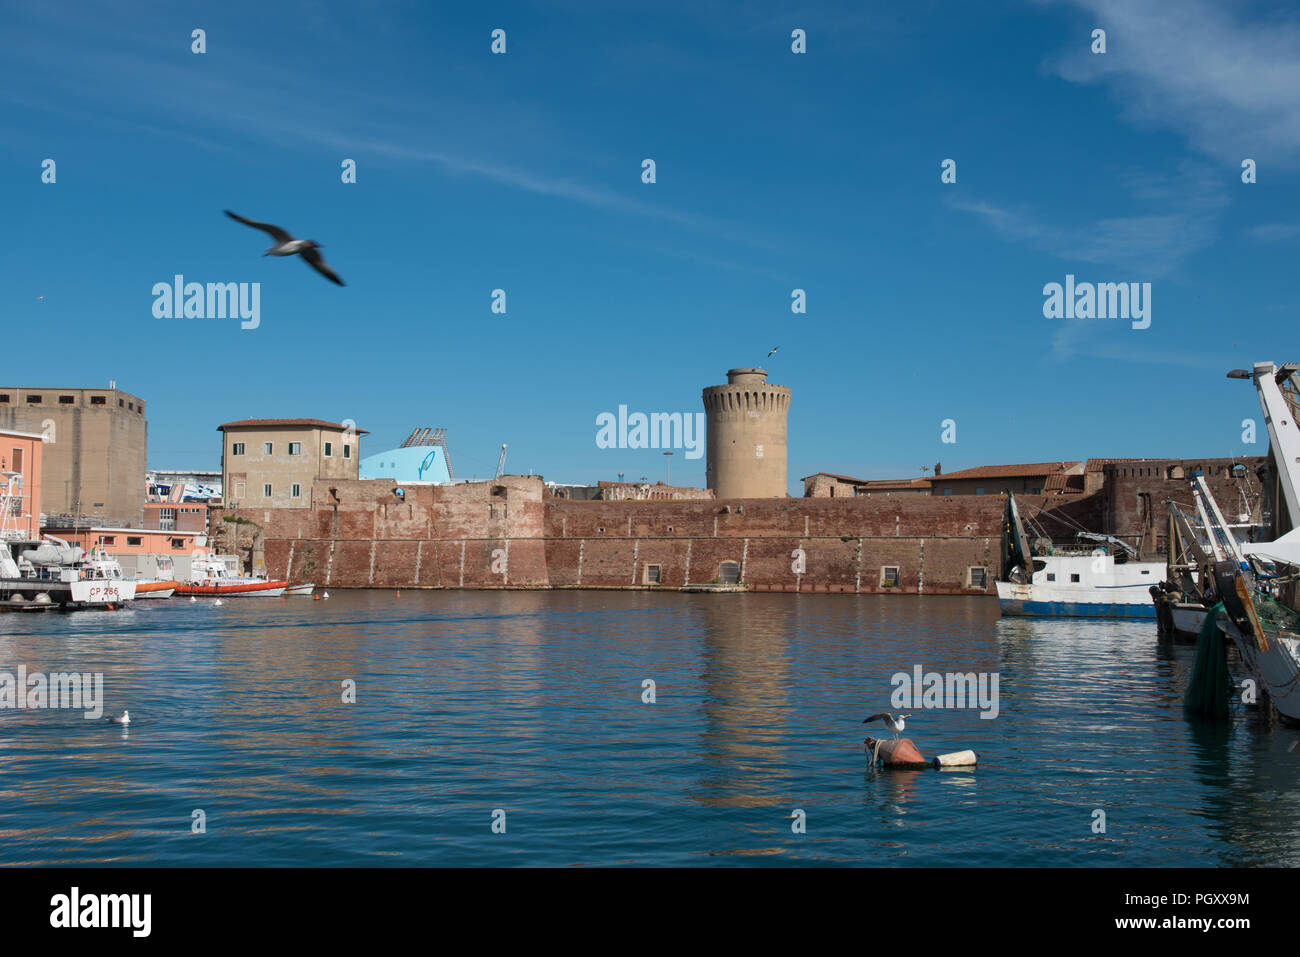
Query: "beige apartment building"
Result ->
[[0, 384, 148, 526], [218, 419, 367, 508]]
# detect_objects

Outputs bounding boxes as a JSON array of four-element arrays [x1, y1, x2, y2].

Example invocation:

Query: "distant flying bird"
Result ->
[[863, 712, 910, 740], [224, 210, 345, 286], [105, 711, 130, 725], [35, 296, 44, 302], [766, 346, 779, 358]]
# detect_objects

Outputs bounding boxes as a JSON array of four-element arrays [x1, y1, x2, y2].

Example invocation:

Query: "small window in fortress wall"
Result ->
[[644, 564, 661, 585], [90, 395, 106, 405], [968, 567, 987, 589], [880, 566, 900, 587], [718, 561, 740, 584]]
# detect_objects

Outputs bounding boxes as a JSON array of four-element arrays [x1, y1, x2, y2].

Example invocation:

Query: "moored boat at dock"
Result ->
[[175, 555, 287, 597], [1211, 361, 1300, 723], [996, 495, 1163, 618]]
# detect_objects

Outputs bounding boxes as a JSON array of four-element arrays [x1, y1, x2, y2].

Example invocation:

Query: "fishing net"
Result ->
[[1184, 602, 1230, 719]]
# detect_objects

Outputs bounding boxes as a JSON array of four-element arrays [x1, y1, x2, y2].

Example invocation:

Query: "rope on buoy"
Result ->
[[870, 737, 882, 768]]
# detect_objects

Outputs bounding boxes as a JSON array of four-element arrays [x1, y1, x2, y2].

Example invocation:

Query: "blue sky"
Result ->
[[3, 0, 1298, 491]]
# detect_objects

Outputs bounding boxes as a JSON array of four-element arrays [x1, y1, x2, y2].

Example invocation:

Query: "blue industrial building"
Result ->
[[359, 428, 455, 484]]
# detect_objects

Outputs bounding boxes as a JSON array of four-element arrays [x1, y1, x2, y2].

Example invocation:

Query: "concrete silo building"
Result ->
[[702, 368, 791, 498]]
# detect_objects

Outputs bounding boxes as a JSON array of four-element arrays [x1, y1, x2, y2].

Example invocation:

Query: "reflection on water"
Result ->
[[0, 591, 1296, 866]]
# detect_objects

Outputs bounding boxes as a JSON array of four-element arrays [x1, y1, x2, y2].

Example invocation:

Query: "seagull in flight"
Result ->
[[224, 210, 345, 286], [863, 712, 910, 740], [766, 346, 779, 358]]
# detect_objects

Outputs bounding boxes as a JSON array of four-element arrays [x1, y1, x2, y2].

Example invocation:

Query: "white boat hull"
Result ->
[[998, 554, 1162, 619], [1170, 603, 1210, 637]]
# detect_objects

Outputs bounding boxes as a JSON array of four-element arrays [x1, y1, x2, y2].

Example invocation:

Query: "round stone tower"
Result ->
[[702, 368, 791, 498]]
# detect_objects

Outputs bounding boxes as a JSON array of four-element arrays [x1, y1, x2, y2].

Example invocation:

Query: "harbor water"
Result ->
[[1, 591, 1295, 866]]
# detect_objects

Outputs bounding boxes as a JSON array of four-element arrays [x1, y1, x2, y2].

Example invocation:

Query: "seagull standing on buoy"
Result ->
[[863, 712, 910, 740], [224, 210, 346, 286]]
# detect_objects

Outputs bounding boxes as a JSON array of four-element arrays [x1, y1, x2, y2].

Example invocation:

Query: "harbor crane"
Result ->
[[494, 444, 508, 480]]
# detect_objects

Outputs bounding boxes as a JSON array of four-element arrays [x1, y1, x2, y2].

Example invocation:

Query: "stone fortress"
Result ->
[[207, 365, 1265, 594]]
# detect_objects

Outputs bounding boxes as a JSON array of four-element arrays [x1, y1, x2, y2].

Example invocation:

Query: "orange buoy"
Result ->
[[865, 736, 930, 768], [314, 594, 322, 601]]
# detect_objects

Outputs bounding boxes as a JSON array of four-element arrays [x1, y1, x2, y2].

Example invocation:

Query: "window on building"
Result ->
[[90, 395, 106, 405], [263, 484, 272, 497], [343, 444, 350, 459], [289, 442, 301, 455], [264, 442, 273, 455], [968, 567, 987, 589], [119, 399, 124, 407], [943, 488, 953, 496], [127, 536, 142, 546], [880, 566, 901, 587], [1029, 487, 1042, 495], [291, 484, 301, 498], [59, 395, 74, 404], [645, 564, 661, 584], [975, 487, 985, 495], [12, 449, 22, 473], [0, 394, 8, 403], [102, 536, 115, 545], [1070, 573, 1081, 583], [170, 538, 184, 549], [718, 561, 741, 584], [234, 482, 245, 498], [1046, 573, 1056, 581], [26, 395, 41, 403], [324, 442, 333, 457], [128, 402, 134, 411], [232, 442, 245, 455]]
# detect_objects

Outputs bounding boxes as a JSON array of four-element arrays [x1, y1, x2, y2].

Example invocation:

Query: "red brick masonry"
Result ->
[[214, 458, 1262, 595]]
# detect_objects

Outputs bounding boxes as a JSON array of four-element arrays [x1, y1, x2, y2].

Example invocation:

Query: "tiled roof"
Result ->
[[933, 461, 1080, 481], [801, 472, 869, 484], [217, 418, 368, 434], [856, 478, 933, 489], [1043, 473, 1086, 492], [1084, 457, 1152, 473]]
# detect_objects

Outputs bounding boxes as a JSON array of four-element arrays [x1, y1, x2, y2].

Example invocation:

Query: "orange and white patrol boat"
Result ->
[[175, 555, 287, 598]]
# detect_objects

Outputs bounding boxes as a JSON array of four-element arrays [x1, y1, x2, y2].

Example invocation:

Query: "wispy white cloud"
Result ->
[[1052, 0, 1300, 167], [949, 162, 1227, 277], [1248, 221, 1300, 243]]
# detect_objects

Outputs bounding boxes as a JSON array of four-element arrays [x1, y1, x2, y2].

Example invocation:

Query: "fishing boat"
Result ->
[[1152, 472, 1261, 639], [175, 555, 287, 597], [285, 583, 316, 596], [1211, 361, 1300, 723], [995, 495, 1164, 618]]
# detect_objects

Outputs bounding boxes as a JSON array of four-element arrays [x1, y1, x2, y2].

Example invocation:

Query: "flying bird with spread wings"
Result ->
[[224, 210, 345, 286]]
